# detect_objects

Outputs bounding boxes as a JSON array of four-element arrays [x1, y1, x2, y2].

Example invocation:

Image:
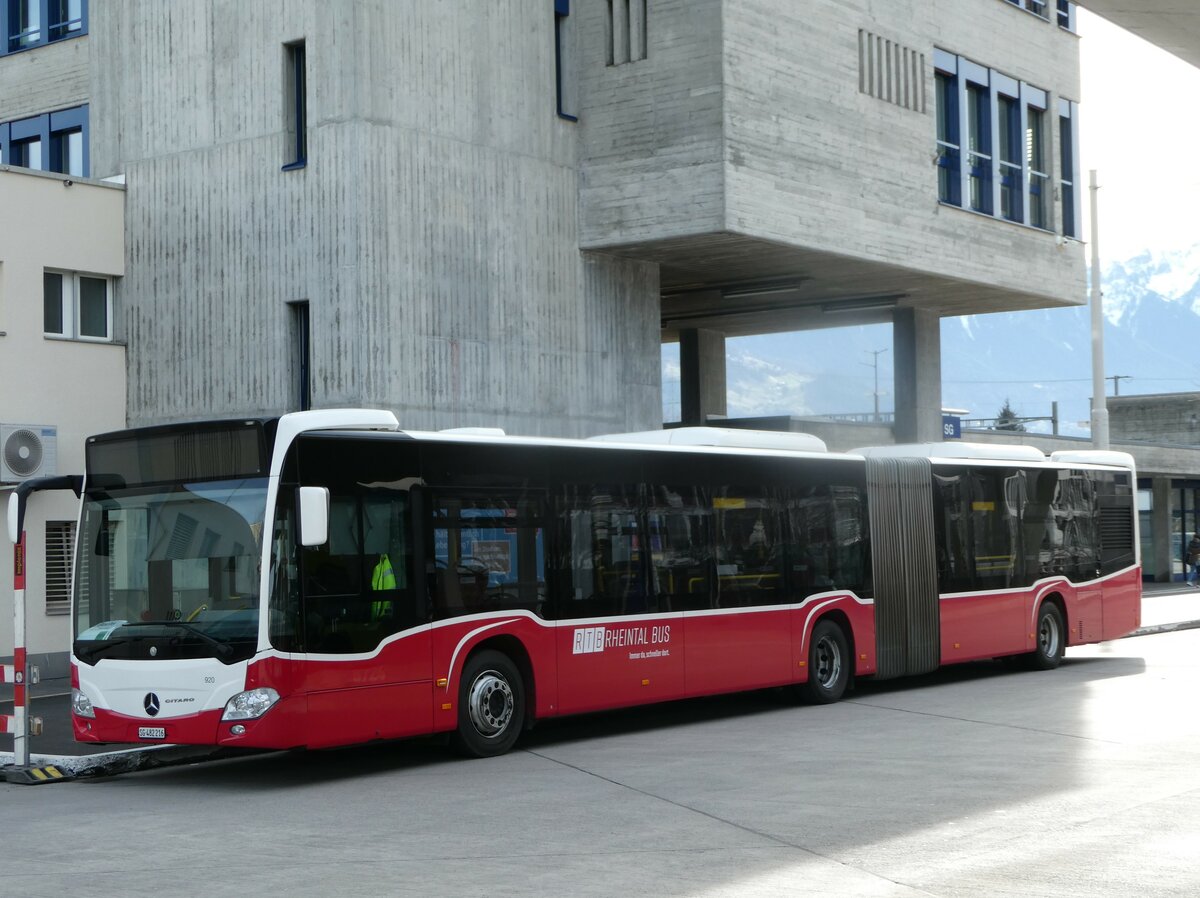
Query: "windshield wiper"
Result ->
[[110, 621, 238, 660], [74, 636, 140, 664]]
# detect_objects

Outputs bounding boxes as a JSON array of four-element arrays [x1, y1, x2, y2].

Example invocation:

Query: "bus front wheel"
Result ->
[[451, 649, 525, 758], [800, 619, 850, 704], [1026, 602, 1066, 671]]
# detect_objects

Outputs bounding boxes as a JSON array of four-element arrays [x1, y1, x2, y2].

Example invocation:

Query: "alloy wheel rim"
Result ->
[[468, 670, 514, 738], [815, 636, 842, 689], [1039, 613, 1060, 658]]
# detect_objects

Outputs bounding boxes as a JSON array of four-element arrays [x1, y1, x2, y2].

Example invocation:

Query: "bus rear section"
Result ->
[[858, 444, 1141, 680]]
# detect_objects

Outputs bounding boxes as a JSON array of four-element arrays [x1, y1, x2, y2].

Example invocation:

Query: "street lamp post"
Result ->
[[1089, 170, 1109, 449]]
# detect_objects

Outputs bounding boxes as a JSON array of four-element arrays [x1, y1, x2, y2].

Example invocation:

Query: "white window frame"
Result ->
[[44, 270, 114, 342]]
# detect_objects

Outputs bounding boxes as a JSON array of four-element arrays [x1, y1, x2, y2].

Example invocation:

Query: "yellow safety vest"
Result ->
[[371, 554, 396, 619]]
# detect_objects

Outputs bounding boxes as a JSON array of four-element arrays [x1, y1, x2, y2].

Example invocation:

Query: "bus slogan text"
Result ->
[[572, 625, 671, 655]]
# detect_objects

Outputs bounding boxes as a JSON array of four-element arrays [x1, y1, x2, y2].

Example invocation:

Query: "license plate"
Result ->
[[138, 727, 166, 740]]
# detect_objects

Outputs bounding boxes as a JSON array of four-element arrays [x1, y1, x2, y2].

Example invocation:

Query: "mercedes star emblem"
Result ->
[[144, 693, 161, 717]]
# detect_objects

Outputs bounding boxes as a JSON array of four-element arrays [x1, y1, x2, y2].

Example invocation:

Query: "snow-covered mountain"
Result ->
[[663, 243, 1200, 435]]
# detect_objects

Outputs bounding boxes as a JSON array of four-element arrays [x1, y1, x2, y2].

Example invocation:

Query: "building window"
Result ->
[[1003, 0, 1048, 20], [1026, 101, 1048, 230], [1056, 1, 1075, 31], [289, 300, 311, 411], [46, 520, 75, 615], [1059, 98, 1080, 238], [935, 69, 960, 205], [283, 40, 307, 170], [1, 0, 86, 55], [44, 270, 113, 341], [997, 93, 1022, 222], [606, 0, 646, 66], [935, 51, 1063, 235], [965, 81, 992, 215], [0, 105, 88, 176], [1004, 0, 1075, 29], [554, 0, 577, 121]]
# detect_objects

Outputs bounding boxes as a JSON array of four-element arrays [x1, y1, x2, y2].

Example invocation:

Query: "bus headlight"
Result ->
[[72, 688, 96, 719], [222, 687, 281, 721]]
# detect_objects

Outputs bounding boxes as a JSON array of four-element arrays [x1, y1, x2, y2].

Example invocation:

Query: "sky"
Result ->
[[1078, 9, 1200, 259]]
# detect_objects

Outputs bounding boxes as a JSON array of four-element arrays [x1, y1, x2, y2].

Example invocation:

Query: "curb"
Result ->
[[1, 744, 262, 784], [1127, 619, 1200, 638]]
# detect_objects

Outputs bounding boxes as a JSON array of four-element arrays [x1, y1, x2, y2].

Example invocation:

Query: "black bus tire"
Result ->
[[800, 619, 850, 704], [1026, 602, 1066, 671], [451, 650, 525, 758]]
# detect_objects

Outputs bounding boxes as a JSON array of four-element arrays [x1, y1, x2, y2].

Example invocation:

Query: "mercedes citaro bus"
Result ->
[[70, 410, 1140, 757]]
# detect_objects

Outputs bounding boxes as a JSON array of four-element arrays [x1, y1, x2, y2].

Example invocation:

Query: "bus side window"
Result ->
[[713, 488, 784, 608], [560, 485, 644, 619], [431, 493, 546, 620]]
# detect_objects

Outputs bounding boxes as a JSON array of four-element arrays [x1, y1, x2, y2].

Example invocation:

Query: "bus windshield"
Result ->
[[73, 478, 269, 665]]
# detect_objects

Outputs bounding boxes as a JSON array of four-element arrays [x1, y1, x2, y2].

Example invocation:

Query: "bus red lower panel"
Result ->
[[1099, 567, 1141, 640], [304, 682, 432, 749], [685, 608, 791, 697], [554, 614, 684, 715]]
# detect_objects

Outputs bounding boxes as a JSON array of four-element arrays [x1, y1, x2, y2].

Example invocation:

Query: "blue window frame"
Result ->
[[934, 50, 1067, 236], [0, 0, 86, 56], [935, 68, 960, 206], [998, 93, 1022, 223], [0, 104, 88, 176]]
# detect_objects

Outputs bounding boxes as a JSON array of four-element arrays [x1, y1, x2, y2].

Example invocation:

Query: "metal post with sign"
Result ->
[[4, 476, 82, 773]]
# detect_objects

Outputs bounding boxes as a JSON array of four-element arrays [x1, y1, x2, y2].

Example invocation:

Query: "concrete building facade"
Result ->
[[87, 1, 659, 437], [75, 0, 1084, 442]]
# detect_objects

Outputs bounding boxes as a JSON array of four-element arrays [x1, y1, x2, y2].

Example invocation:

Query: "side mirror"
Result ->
[[6, 492, 18, 545], [298, 486, 330, 547]]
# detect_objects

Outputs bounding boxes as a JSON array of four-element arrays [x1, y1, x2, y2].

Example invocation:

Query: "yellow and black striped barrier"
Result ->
[[3, 764, 73, 785]]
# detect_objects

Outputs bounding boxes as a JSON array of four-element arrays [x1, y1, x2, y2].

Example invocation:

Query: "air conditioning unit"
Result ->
[[1, 425, 58, 482]]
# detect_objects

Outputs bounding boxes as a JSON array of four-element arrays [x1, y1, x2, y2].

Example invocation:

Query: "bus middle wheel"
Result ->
[[800, 619, 850, 704]]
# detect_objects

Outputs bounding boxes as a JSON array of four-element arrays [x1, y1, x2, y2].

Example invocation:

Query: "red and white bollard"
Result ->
[[7, 530, 29, 767]]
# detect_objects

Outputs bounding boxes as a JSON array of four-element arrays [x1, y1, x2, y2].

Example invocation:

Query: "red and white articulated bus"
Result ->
[[70, 410, 1140, 757]]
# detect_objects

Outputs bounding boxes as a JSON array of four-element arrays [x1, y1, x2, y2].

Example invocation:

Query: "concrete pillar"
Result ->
[[892, 308, 942, 443], [1152, 476, 1174, 582], [679, 328, 727, 425]]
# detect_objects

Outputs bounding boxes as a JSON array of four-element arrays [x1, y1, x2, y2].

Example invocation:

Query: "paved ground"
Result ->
[[1, 627, 1197, 897]]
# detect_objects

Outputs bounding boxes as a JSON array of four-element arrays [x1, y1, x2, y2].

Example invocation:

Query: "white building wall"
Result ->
[[0, 168, 125, 674]]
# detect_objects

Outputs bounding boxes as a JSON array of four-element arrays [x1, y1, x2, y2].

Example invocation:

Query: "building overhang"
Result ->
[[1076, 1, 1200, 69], [596, 233, 1087, 340]]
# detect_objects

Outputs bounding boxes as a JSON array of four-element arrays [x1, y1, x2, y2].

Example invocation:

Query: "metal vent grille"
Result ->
[[45, 521, 75, 616]]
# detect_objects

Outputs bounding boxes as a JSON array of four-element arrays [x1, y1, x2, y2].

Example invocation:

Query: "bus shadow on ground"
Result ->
[[98, 653, 1147, 789]]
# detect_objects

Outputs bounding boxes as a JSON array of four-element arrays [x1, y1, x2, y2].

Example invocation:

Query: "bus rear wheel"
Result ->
[[800, 619, 850, 704], [1025, 602, 1066, 671], [451, 650, 525, 758]]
